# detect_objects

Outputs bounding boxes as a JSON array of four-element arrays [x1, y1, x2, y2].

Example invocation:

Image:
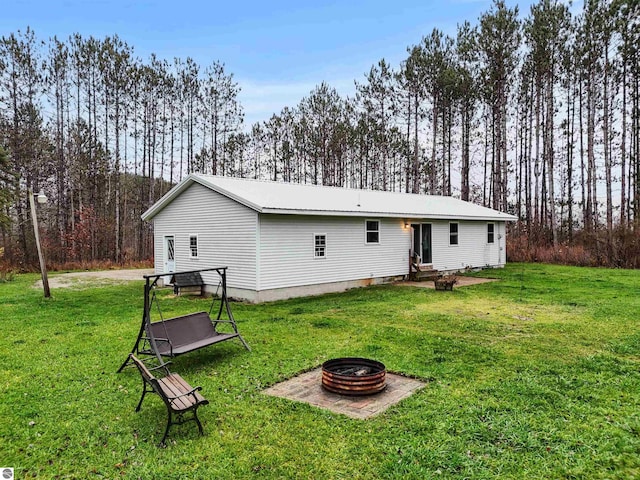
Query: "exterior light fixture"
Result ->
[[36, 189, 48, 204]]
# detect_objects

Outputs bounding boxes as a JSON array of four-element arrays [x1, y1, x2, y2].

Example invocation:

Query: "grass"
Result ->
[[1, 263, 639, 479]]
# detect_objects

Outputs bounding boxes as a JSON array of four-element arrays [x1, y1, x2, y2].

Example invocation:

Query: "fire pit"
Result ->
[[321, 358, 386, 396]]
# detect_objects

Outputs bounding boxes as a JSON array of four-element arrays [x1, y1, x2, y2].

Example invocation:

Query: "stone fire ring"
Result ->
[[321, 357, 386, 396]]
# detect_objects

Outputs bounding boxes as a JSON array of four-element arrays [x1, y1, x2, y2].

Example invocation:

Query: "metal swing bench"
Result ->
[[118, 267, 250, 372]]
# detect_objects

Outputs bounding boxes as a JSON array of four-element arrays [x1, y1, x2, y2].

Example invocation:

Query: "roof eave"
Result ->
[[260, 207, 518, 221]]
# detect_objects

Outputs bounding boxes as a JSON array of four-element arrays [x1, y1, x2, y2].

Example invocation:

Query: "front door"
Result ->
[[411, 224, 432, 264], [163, 235, 175, 282]]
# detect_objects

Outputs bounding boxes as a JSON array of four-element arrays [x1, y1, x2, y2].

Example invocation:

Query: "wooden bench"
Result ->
[[145, 311, 243, 357], [170, 272, 205, 296], [129, 354, 209, 445]]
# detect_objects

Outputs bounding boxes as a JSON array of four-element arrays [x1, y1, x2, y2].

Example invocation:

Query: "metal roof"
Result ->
[[142, 173, 518, 222]]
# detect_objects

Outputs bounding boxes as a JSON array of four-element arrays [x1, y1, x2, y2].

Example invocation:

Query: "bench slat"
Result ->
[[158, 377, 188, 409], [171, 272, 206, 296], [133, 357, 155, 382], [163, 374, 193, 401], [158, 376, 187, 410], [165, 374, 206, 404], [171, 272, 205, 287], [157, 374, 203, 411]]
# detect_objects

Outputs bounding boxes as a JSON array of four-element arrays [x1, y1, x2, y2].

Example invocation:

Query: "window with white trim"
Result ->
[[449, 223, 459, 245], [365, 220, 380, 244], [487, 223, 495, 244], [314, 234, 326, 258], [189, 235, 199, 258]]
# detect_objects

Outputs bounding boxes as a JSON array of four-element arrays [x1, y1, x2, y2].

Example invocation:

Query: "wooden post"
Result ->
[[29, 189, 50, 298]]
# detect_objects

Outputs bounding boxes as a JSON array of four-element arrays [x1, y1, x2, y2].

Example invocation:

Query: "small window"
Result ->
[[314, 234, 326, 258], [366, 220, 380, 244], [189, 235, 198, 258], [487, 223, 495, 244], [449, 223, 459, 246]]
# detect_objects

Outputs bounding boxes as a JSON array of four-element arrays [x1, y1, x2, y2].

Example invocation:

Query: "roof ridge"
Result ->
[[193, 173, 456, 200], [141, 173, 517, 221]]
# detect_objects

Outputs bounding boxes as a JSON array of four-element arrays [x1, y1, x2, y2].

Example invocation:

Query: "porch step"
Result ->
[[415, 264, 434, 272], [411, 268, 439, 281]]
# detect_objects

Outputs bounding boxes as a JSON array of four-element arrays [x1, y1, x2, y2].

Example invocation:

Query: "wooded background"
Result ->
[[1, 0, 639, 270]]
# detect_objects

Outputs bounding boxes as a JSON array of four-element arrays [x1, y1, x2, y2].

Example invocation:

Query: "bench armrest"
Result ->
[[142, 335, 171, 345], [149, 361, 173, 372], [167, 386, 205, 408], [143, 335, 174, 356], [211, 319, 234, 325], [148, 336, 170, 344], [166, 385, 202, 400]]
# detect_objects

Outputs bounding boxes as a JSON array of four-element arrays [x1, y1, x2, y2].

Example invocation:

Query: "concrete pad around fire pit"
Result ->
[[263, 367, 426, 419]]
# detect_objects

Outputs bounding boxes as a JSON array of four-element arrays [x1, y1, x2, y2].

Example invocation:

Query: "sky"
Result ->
[[3, 0, 540, 126]]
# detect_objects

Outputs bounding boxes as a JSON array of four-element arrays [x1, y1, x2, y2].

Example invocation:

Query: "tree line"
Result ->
[[1, 0, 639, 269]]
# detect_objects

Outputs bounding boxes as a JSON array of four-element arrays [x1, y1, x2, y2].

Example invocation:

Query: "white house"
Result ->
[[142, 174, 517, 302]]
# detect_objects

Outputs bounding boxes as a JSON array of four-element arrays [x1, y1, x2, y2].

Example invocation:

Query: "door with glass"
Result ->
[[411, 224, 432, 264], [163, 235, 175, 282]]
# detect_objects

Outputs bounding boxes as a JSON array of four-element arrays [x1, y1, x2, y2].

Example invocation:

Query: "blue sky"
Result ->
[[3, 0, 537, 125]]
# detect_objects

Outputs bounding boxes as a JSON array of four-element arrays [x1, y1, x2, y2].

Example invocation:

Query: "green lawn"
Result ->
[[1, 264, 639, 479]]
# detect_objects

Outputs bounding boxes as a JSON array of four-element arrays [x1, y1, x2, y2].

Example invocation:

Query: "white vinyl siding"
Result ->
[[147, 174, 513, 301], [259, 215, 408, 290], [429, 220, 504, 271], [150, 181, 507, 298], [152, 182, 258, 290]]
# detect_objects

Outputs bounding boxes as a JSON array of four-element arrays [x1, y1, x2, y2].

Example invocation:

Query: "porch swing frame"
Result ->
[[118, 267, 250, 372]]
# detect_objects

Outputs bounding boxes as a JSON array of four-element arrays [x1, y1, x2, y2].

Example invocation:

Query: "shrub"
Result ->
[[507, 225, 640, 268], [0, 267, 16, 283]]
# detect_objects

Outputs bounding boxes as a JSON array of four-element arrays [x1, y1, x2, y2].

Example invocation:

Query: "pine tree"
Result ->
[[456, 21, 479, 201], [478, 0, 521, 212]]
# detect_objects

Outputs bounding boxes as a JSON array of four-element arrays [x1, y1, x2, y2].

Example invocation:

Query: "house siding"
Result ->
[[152, 183, 258, 290], [258, 215, 410, 290], [425, 220, 505, 271], [149, 182, 509, 301]]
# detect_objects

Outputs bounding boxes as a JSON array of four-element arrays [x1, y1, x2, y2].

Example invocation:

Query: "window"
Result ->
[[189, 235, 198, 258], [366, 220, 380, 244], [487, 223, 495, 244], [449, 223, 459, 245], [314, 234, 326, 258]]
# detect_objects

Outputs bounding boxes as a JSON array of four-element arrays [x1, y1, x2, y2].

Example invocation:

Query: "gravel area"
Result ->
[[34, 268, 154, 289], [36, 269, 496, 291]]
